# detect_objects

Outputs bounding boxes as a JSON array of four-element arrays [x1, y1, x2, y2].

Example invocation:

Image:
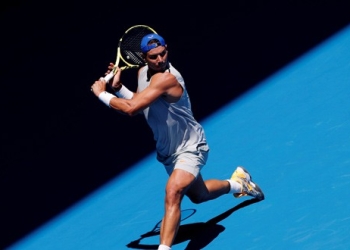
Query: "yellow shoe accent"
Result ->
[[230, 166, 249, 180], [230, 166, 264, 200]]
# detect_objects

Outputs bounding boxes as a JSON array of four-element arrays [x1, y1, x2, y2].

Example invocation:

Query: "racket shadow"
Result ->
[[126, 198, 261, 249]]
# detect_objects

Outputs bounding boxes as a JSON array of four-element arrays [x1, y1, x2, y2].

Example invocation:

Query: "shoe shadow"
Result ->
[[126, 198, 261, 249]]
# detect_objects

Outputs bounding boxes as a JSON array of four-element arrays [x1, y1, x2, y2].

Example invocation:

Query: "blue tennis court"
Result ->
[[6, 22, 350, 250]]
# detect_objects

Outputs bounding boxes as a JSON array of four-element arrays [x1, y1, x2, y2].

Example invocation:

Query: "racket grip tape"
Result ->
[[103, 72, 114, 82]]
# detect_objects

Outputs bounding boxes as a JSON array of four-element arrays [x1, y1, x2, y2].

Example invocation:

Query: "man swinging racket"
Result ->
[[91, 32, 264, 250]]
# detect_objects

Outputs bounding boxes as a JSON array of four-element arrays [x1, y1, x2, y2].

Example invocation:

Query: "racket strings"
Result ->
[[124, 51, 143, 65]]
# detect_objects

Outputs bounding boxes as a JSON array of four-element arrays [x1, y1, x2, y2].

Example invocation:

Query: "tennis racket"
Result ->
[[103, 24, 157, 82]]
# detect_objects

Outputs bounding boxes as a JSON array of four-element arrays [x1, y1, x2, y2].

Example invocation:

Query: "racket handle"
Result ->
[[103, 71, 114, 82]]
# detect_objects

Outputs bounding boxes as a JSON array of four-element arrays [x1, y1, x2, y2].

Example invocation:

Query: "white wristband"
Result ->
[[115, 85, 134, 99], [98, 91, 115, 107]]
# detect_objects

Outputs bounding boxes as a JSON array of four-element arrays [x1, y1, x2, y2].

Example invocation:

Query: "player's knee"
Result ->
[[165, 186, 183, 204]]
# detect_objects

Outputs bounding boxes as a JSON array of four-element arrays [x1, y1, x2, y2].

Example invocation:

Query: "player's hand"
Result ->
[[91, 78, 107, 96], [110, 66, 122, 90], [105, 62, 115, 75]]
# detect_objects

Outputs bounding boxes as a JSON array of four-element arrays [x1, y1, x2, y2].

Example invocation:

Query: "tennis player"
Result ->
[[91, 33, 264, 250]]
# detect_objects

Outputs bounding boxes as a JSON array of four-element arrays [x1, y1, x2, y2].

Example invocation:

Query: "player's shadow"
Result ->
[[126, 198, 261, 250]]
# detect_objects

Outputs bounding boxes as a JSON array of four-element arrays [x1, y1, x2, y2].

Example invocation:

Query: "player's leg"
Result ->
[[186, 167, 265, 203], [185, 173, 231, 203], [159, 168, 197, 248]]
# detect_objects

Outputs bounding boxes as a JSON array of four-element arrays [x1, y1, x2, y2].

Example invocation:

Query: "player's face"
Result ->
[[146, 46, 168, 71]]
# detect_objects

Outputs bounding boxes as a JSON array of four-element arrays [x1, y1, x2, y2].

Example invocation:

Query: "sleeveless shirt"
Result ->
[[137, 63, 207, 157]]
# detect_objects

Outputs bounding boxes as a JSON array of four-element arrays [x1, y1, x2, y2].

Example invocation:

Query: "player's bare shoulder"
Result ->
[[150, 72, 182, 102], [151, 71, 179, 89]]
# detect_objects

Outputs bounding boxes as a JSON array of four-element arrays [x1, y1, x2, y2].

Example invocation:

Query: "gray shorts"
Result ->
[[157, 143, 209, 177]]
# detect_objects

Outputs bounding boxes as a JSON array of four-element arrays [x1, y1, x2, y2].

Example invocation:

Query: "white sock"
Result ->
[[227, 179, 242, 193], [158, 244, 171, 250]]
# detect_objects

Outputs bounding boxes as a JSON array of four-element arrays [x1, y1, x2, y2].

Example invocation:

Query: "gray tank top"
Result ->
[[138, 63, 207, 157]]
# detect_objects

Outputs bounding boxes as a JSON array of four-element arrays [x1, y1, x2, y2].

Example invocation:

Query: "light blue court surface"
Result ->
[[8, 24, 350, 250]]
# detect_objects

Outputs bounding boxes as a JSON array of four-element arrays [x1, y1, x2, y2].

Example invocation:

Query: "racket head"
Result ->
[[118, 25, 158, 70]]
